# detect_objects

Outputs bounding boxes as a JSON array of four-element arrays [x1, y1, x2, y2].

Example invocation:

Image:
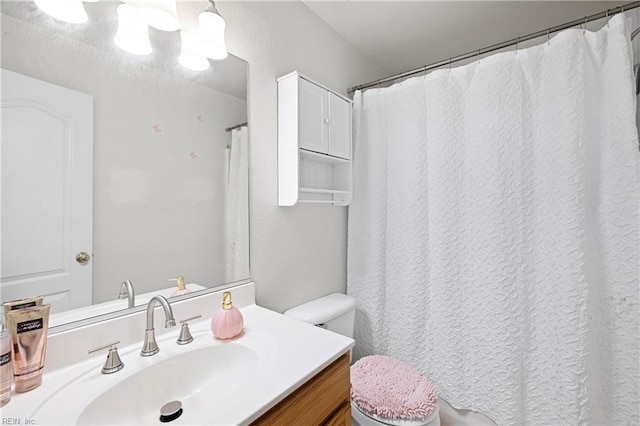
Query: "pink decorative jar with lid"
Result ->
[[211, 292, 243, 339]]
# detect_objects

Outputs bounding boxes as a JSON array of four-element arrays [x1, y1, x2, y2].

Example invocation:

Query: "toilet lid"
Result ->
[[352, 401, 439, 426], [350, 355, 438, 423]]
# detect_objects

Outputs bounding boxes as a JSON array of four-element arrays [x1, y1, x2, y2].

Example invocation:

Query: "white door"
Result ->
[[328, 93, 351, 160], [1, 69, 93, 314], [299, 78, 329, 154]]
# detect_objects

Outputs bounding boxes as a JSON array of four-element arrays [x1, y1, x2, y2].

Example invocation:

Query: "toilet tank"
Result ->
[[284, 293, 356, 338]]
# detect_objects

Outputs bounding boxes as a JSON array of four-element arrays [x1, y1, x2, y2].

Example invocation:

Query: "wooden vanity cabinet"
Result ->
[[252, 353, 351, 425]]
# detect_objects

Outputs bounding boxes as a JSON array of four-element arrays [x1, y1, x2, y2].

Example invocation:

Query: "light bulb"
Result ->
[[114, 4, 152, 56], [197, 4, 228, 60], [34, 0, 88, 24], [138, 0, 180, 32], [179, 31, 210, 71]]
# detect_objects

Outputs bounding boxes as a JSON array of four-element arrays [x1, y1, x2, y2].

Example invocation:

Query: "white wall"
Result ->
[[217, 1, 386, 313]]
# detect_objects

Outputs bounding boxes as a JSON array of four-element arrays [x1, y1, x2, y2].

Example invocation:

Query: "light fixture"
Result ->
[[138, 0, 180, 32], [197, 0, 228, 60], [32, 0, 227, 71], [34, 0, 88, 24], [179, 31, 210, 71], [114, 4, 152, 56]]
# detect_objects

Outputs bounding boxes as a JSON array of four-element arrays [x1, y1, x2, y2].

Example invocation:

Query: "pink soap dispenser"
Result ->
[[211, 292, 243, 339], [169, 276, 192, 297]]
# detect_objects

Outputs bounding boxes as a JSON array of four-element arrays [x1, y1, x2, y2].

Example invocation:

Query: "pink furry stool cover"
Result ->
[[350, 355, 438, 421]]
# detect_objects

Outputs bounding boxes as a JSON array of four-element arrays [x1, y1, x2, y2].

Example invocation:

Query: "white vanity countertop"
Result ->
[[2, 303, 354, 425]]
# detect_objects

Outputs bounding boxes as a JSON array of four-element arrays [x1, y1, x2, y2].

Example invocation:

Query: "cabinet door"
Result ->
[[324, 402, 352, 426], [328, 92, 351, 159], [252, 354, 351, 425], [299, 78, 329, 154]]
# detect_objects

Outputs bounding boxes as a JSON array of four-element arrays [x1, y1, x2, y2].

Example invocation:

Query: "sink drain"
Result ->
[[159, 400, 183, 423]]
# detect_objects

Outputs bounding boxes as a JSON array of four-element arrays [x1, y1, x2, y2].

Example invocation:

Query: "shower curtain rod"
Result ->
[[225, 122, 248, 132], [348, 2, 640, 94]]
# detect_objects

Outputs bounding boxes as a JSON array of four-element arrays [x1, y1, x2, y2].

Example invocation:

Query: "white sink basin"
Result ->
[[78, 344, 260, 424], [7, 301, 354, 425], [30, 327, 276, 425]]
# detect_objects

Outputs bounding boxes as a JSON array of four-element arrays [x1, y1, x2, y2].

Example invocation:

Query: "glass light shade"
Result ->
[[139, 0, 180, 32], [34, 0, 88, 24], [197, 9, 228, 60], [179, 31, 210, 71], [114, 4, 152, 56]]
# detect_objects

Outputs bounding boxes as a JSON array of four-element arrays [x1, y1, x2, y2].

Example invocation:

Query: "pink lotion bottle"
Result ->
[[211, 292, 243, 339], [1, 325, 11, 407]]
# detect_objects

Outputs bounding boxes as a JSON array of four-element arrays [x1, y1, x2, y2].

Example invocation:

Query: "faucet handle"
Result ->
[[176, 315, 202, 345], [88, 340, 124, 374], [181, 315, 202, 324]]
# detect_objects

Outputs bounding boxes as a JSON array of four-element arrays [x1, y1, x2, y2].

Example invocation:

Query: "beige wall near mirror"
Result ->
[[0, 1, 249, 328]]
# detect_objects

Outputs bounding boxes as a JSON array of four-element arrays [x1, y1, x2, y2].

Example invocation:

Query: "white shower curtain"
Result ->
[[225, 126, 249, 282], [348, 14, 639, 425]]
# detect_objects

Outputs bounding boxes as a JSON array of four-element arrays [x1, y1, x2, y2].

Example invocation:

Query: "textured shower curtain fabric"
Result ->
[[348, 14, 639, 425], [224, 127, 249, 282]]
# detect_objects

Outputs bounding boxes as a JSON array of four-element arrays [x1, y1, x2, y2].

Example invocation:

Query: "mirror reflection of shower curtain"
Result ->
[[225, 126, 249, 282]]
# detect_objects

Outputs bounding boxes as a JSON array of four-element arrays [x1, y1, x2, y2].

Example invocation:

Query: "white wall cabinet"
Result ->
[[278, 71, 352, 206]]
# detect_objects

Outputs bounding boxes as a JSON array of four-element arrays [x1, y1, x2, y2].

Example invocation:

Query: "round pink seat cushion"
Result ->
[[350, 355, 438, 421]]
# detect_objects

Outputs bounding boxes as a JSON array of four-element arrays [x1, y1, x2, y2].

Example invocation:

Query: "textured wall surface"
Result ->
[[219, 2, 385, 313]]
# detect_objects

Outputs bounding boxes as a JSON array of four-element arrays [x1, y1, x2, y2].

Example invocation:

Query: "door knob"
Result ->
[[76, 252, 91, 264]]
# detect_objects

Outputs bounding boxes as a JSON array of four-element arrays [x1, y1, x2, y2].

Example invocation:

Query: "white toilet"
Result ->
[[284, 293, 441, 426]]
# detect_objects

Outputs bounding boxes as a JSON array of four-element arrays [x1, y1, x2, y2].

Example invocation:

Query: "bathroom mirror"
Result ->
[[0, 1, 249, 331]]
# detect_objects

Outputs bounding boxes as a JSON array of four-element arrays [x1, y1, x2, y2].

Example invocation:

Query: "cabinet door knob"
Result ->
[[324, 118, 330, 124]]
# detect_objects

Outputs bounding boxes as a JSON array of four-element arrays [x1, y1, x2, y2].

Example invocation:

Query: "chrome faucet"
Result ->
[[140, 296, 176, 357], [117, 280, 136, 308]]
